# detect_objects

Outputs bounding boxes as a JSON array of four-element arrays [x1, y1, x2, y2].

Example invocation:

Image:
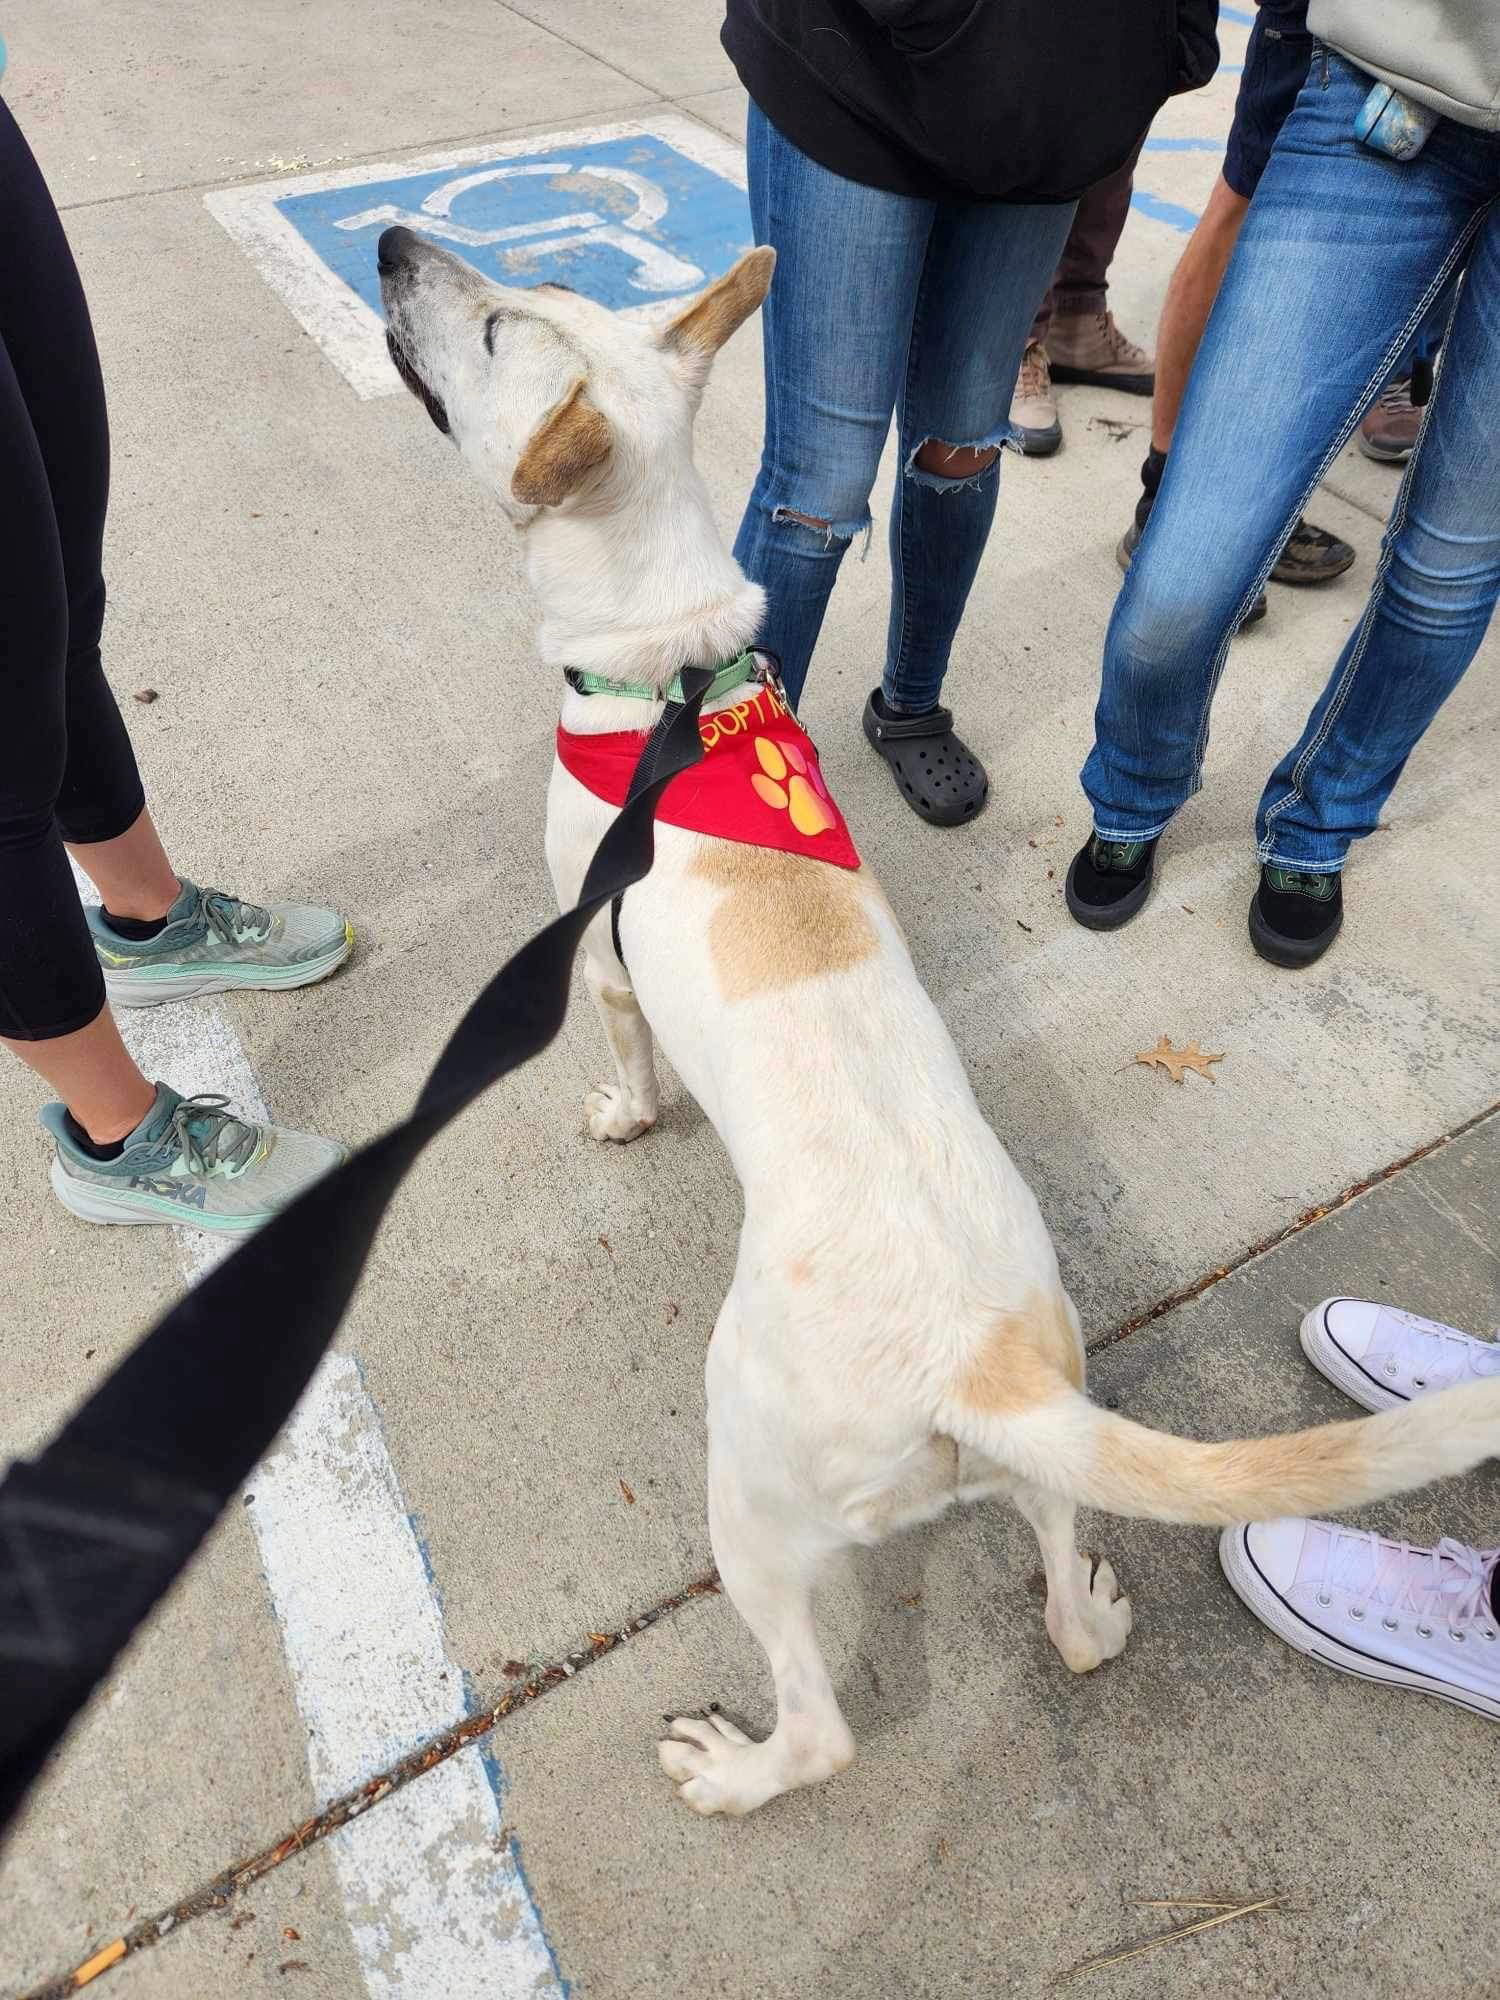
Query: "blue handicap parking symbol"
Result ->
[[275, 133, 754, 317]]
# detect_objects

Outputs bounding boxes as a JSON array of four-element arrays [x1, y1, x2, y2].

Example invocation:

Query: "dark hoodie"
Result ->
[[722, 0, 1221, 203]]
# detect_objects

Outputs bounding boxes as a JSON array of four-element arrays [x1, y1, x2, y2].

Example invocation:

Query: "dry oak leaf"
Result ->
[[1135, 1035, 1224, 1085]]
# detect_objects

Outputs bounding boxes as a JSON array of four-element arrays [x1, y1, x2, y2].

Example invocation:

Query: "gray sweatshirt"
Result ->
[[1308, 0, 1500, 131]]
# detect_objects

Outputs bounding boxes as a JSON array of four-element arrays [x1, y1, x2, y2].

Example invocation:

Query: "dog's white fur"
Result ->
[[381, 236, 1500, 1817]]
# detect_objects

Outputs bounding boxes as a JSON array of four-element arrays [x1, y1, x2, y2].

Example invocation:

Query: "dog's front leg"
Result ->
[[1009, 1479, 1132, 1673], [580, 934, 659, 1143]]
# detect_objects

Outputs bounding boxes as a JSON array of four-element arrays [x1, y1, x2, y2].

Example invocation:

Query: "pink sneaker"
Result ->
[[1221, 1519, 1500, 1721], [1300, 1296, 1500, 1412]]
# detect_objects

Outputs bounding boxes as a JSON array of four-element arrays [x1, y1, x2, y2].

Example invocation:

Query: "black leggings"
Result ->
[[0, 98, 145, 1041]]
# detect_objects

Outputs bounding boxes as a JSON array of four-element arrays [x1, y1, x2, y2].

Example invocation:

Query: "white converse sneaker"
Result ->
[[1221, 1519, 1500, 1721], [1300, 1296, 1500, 1412]]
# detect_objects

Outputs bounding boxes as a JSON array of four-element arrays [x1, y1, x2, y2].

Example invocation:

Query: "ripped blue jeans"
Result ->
[[733, 104, 1075, 712]]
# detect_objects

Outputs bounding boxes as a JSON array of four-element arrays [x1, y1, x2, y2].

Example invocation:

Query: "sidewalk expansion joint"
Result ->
[[1313, 471, 1400, 527], [23, 1573, 723, 1999], [23, 1100, 1497, 1995], [497, 0, 671, 103], [52, 93, 666, 215], [1085, 1097, 1498, 1359]]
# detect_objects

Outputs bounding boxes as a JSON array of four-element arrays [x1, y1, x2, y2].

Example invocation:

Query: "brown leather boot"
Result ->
[[1359, 377, 1422, 463], [1047, 309, 1154, 396]]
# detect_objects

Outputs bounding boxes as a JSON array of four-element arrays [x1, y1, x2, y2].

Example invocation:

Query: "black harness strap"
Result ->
[[0, 673, 715, 1839]]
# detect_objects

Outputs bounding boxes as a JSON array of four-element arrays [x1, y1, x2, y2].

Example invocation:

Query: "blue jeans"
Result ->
[[733, 105, 1074, 713], [1082, 51, 1500, 871]]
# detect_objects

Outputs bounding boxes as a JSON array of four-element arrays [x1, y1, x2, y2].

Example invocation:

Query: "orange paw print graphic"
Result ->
[[749, 736, 837, 837]]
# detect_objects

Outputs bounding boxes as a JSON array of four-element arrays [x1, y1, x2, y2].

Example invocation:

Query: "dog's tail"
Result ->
[[939, 1372, 1500, 1526]]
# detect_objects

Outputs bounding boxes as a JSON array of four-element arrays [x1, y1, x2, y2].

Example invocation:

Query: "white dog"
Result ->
[[378, 230, 1500, 1817]]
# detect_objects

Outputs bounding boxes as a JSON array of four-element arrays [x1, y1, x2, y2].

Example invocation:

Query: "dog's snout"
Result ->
[[377, 225, 421, 276]]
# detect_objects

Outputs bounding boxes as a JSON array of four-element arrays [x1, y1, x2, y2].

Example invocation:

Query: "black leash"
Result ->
[[0, 667, 715, 1840], [608, 685, 690, 968]]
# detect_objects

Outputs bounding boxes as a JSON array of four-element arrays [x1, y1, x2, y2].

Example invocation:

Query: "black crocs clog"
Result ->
[[861, 691, 989, 826]]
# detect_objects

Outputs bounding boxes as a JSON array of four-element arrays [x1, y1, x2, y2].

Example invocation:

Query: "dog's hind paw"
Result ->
[[1049, 1554, 1133, 1673], [658, 1712, 779, 1817], [658, 1710, 852, 1815], [584, 1083, 656, 1144]]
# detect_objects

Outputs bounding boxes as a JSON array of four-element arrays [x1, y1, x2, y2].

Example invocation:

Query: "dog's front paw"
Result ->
[[585, 1083, 656, 1144]]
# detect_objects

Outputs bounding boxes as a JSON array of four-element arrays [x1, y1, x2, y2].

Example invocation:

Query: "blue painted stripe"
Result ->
[[1221, 4, 1255, 22], [1130, 189, 1202, 234], [1142, 137, 1224, 152]]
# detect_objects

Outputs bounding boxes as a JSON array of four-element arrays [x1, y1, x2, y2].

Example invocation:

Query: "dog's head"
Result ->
[[377, 228, 774, 522]]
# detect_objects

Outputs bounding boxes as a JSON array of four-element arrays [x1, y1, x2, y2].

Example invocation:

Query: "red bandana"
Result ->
[[556, 679, 861, 871]]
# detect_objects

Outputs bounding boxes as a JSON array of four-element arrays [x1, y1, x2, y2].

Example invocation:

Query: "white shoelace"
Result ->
[[1373, 1314, 1500, 1390], [1321, 1532, 1500, 1641]]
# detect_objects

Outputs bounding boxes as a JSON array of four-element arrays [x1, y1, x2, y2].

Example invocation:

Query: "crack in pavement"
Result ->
[[52, 79, 735, 216], [21, 1096, 1497, 1997], [1313, 470, 1399, 526], [1086, 1098, 1497, 1357], [21, 1574, 724, 2000]]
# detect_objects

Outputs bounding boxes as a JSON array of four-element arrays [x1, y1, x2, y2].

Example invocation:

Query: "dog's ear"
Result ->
[[511, 376, 613, 507], [660, 247, 776, 367]]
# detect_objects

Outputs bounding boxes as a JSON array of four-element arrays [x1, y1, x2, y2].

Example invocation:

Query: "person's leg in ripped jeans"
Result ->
[[732, 102, 1074, 824], [0, 99, 348, 1228], [1069, 50, 1499, 960]]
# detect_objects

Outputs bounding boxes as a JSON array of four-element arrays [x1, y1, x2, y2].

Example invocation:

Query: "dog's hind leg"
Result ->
[[660, 1457, 855, 1816], [579, 930, 659, 1143], [1009, 1478, 1132, 1673]]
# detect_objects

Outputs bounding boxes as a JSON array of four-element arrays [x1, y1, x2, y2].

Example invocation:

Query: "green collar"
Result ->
[[563, 650, 761, 706]]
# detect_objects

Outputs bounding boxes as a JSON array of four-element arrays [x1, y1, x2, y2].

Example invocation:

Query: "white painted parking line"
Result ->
[[252, 1353, 563, 1998], [206, 112, 750, 397], [131, 1010, 562, 1995], [72, 867, 560, 1994]]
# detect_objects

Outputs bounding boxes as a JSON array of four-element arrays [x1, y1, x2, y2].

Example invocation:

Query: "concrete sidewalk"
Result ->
[[2, 4, 1497, 1996]]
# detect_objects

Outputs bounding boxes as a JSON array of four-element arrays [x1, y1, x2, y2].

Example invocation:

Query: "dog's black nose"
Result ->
[[377, 225, 420, 276]]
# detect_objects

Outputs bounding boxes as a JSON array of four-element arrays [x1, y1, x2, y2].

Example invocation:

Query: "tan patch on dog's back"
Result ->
[[689, 844, 877, 1001], [957, 1290, 1086, 1413]]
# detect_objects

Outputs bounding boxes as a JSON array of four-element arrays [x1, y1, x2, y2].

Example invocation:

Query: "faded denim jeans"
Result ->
[[1082, 50, 1500, 872], [733, 103, 1075, 712]]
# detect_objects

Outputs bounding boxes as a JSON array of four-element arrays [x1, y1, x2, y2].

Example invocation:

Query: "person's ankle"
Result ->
[[876, 688, 940, 720], [1051, 294, 1105, 323], [99, 875, 181, 930], [101, 906, 171, 940], [67, 1080, 158, 1149]]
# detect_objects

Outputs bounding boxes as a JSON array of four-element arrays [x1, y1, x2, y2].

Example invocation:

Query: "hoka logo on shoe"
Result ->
[[129, 1175, 208, 1209]]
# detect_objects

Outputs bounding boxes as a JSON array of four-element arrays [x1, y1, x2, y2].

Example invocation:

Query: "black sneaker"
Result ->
[[1248, 864, 1344, 967], [1271, 516, 1356, 586], [1116, 492, 1268, 627], [1065, 834, 1158, 931]]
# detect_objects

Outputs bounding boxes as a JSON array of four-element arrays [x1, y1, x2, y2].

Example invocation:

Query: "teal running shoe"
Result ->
[[89, 877, 353, 1007], [41, 1084, 346, 1232]]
